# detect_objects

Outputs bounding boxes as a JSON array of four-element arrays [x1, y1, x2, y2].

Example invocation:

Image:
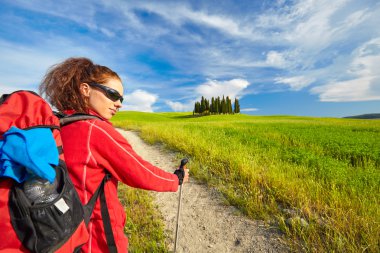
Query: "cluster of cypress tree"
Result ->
[[193, 95, 240, 115]]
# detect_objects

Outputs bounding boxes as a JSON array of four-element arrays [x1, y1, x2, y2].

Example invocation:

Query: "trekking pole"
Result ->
[[174, 158, 188, 253]]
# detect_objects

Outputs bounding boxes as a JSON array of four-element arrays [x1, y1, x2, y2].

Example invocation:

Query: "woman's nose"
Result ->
[[115, 99, 122, 108]]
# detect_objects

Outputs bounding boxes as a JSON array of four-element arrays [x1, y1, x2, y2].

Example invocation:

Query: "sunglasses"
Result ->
[[88, 82, 124, 103]]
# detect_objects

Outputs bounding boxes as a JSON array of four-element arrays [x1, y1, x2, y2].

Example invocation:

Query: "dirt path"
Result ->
[[117, 129, 289, 253]]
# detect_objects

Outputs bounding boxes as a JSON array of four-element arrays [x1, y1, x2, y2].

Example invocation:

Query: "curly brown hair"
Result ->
[[39, 57, 121, 113]]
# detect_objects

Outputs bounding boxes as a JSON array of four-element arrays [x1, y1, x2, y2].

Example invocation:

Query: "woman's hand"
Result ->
[[174, 158, 189, 185], [183, 169, 189, 184], [174, 168, 188, 185]]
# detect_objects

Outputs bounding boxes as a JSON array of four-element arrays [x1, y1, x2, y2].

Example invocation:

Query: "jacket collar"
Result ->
[[63, 109, 113, 125]]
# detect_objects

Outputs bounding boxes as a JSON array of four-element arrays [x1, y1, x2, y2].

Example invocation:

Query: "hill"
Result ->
[[344, 113, 380, 119], [112, 112, 380, 253]]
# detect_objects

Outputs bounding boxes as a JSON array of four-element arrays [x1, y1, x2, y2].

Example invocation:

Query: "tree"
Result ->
[[200, 96, 206, 113], [216, 96, 220, 114], [221, 96, 226, 114], [194, 101, 200, 114], [211, 97, 215, 114], [234, 98, 240, 113], [193, 95, 241, 116], [217, 96, 221, 114], [226, 96, 232, 114]]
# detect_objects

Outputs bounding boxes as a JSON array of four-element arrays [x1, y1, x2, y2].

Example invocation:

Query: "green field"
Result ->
[[112, 112, 380, 252]]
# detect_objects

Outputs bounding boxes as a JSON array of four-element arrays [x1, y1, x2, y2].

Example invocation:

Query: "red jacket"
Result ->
[[61, 111, 179, 253]]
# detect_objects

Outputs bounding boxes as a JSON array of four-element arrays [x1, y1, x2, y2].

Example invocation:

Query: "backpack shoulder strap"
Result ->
[[82, 174, 110, 225], [0, 93, 10, 104], [83, 174, 117, 253], [99, 175, 118, 253], [58, 113, 102, 126]]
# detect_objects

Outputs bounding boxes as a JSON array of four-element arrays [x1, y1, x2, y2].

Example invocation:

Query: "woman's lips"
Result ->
[[110, 108, 117, 115]]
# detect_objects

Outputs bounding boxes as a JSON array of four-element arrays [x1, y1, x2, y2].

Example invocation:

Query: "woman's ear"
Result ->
[[79, 83, 91, 98]]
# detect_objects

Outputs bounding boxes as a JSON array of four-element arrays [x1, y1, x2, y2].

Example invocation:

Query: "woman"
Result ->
[[39, 57, 188, 252]]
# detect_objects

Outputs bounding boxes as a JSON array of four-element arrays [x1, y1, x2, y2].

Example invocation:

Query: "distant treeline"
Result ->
[[344, 113, 380, 119], [193, 95, 240, 115]]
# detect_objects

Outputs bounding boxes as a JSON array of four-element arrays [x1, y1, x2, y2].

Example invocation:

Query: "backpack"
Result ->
[[0, 91, 117, 253]]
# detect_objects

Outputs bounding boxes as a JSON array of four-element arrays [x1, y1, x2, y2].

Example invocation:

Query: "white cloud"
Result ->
[[165, 78, 250, 112], [5, 0, 116, 37], [275, 76, 315, 91], [265, 51, 288, 68], [165, 100, 192, 112], [262, 0, 351, 50], [349, 38, 380, 76], [253, 0, 377, 73], [311, 37, 380, 101], [131, 2, 259, 40], [0, 30, 114, 95], [123, 89, 158, 112], [311, 76, 380, 102], [342, 9, 369, 29], [0, 41, 59, 92], [241, 108, 259, 112], [99, 27, 116, 38], [195, 78, 250, 99]]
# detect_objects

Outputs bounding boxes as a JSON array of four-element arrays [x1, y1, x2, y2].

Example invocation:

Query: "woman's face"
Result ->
[[84, 78, 124, 120]]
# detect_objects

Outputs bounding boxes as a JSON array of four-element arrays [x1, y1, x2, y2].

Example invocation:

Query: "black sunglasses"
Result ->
[[88, 82, 124, 103]]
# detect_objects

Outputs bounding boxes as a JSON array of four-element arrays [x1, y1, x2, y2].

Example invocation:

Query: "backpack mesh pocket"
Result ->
[[9, 162, 85, 253]]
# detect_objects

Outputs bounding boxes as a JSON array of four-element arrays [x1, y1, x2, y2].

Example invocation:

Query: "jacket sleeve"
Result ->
[[88, 120, 179, 192]]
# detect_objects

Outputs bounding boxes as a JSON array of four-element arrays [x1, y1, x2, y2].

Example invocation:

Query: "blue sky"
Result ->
[[1, 0, 379, 117]]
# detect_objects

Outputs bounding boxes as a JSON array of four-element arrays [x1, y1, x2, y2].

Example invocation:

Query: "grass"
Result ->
[[118, 184, 169, 253], [112, 112, 380, 252]]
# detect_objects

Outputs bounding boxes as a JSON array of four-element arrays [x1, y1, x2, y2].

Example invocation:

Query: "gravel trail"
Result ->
[[117, 129, 289, 253]]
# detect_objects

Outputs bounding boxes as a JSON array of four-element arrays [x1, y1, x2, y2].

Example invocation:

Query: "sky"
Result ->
[[1, 0, 379, 117]]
